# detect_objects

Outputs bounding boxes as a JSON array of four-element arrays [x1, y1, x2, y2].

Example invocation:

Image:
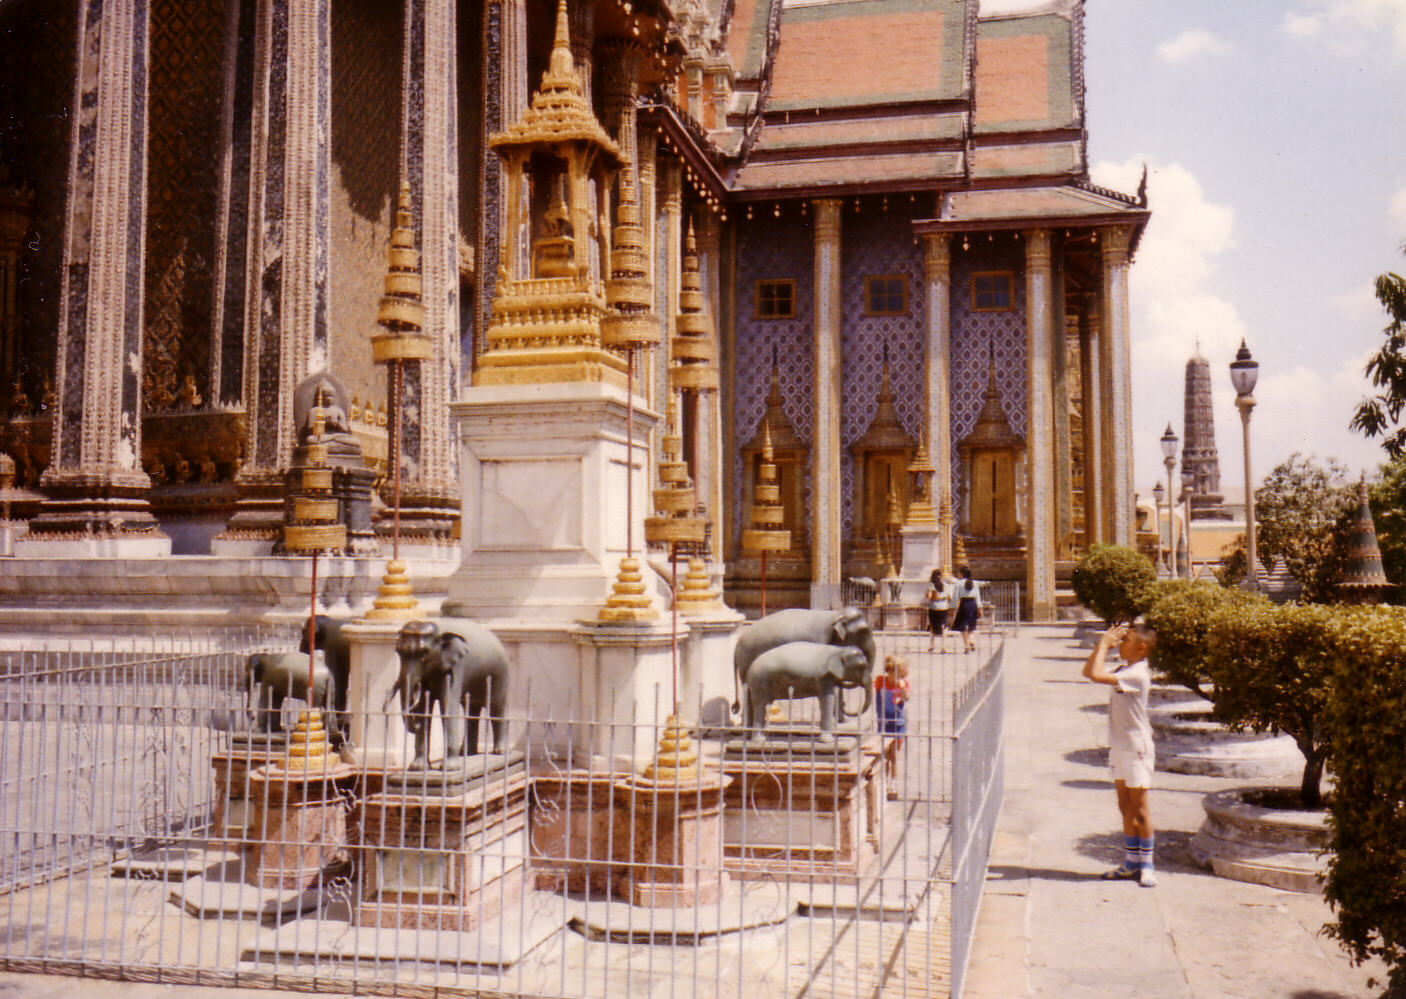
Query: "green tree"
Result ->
[[1205, 602, 1336, 808], [1143, 578, 1268, 701], [1070, 544, 1155, 623], [1322, 606, 1406, 995], [1350, 252, 1406, 456], [1214, 453, 1356, 600]]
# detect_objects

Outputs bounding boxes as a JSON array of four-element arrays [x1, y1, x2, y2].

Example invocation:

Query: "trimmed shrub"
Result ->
[[1322, 606, 1406, 995], [1143, 579, 1269, 701], [1205, 602, 1336, 809], [1070, 544, 1155, 624]]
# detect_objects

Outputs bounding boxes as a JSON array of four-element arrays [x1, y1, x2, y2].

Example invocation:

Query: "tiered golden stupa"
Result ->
[[474, 0, 625, 388], [279, 403, 345, 770], [642, 713, 701, 782], [740, 422, 791, 616], [365, 181, 429, 621], [669, 221, 719, 393], [644, 395, 706, 549]]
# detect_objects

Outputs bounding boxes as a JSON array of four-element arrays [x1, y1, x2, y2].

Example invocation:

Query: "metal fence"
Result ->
[[0, 626, 1005, 998]]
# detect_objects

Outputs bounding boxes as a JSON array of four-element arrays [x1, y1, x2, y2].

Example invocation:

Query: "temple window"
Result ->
[[755, 279, 795, 319], [971, 271, 1014, 311], [864, 275, 906, 316]]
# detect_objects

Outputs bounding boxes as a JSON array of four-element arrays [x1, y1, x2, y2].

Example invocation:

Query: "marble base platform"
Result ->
[[212, 734, 288, 841], [357, 766, 532, 931], [719, 735, 884, 882], [1189, 786, 1329, 893]]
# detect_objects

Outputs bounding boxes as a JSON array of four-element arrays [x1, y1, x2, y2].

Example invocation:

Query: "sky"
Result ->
[[987, 0, 1406, 497]]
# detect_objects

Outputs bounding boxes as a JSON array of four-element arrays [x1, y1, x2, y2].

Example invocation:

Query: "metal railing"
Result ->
[[0, 630, 1005, 998]]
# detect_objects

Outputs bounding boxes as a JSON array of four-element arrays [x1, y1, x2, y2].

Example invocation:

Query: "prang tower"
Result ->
[[1182, 350, 1230, 520]]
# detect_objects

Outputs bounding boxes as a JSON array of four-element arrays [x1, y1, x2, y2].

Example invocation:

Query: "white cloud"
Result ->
[[1390, 182, 1406, 232], [1156, 29, 1233, 65], [1333, 282, 1385, 321], [1283, 0, 1406, 62]]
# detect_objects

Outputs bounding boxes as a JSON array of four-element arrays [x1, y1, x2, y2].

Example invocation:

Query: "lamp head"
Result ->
[[1153, 481, 1166, 503], [1160, 422, 1179, 462], [1229, 339, 1259, 397]]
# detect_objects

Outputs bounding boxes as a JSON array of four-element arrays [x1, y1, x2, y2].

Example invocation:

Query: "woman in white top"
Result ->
[[951, 566, 982, 652]]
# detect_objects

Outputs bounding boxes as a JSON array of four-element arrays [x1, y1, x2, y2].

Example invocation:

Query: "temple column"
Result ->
[[694, 210, 724, 554], [1052, 253, 1073, 559], [1079, 295, 1102, 547], [568, 0, 593, 100], [474, 0, 528, 360], [396, 0, 461, 545], [213, 0, 333, 552], [658, 161, 682, 452], [1023, 229, 1056, 621], [922, 233, 954, 574], [20, 0, 169, 556], [1100, 226, 1135, 547], [811, 199, 843, 598]]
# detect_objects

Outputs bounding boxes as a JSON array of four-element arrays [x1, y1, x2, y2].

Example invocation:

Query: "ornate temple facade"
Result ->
[[0, 0, 1146, 622]]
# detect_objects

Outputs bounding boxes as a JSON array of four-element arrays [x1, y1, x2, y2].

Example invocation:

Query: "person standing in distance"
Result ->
[[1083, 621, 1159, 887], [951, 566, 982, 653]]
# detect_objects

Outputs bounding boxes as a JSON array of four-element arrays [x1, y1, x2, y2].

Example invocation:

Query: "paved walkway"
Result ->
[[963, 625, 1389, 999]]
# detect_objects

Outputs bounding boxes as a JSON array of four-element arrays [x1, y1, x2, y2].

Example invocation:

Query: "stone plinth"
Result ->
[[900, 523, 940, 580], [677, 609, 745, 728], [212, 734, 288, 841], [529, 769, 626, 895], [245, 762, 357, 891], [718, 735, 882, 882], [1189, 786, 1329, 893], [616, 771, 733, 908], [445, 381, 660, 622], [357, 766, 531, 931]]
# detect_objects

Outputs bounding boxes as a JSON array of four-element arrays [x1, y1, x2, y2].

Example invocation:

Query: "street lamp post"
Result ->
[[1152, 480, 1168, 576], [1160, 423, 1179, 580], [1180, 466, 1195, 578], [1229, 340, 1260, 590]]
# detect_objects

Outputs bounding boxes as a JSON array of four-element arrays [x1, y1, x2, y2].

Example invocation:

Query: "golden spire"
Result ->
[[644, 395, 706, 547], [669, 219, 719, 392], [372, 182, 431, 363], [601, 167, 660, 349], [642, 713, 701, 782], [741, 422, 791, 555]]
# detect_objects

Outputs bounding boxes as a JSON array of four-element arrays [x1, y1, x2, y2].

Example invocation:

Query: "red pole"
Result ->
[[760, 550, 768, 618], [625, 348, 634, 559], [307, 551, 318, 698], [670, 544, 678, 710], [392, 360, 403, 563]]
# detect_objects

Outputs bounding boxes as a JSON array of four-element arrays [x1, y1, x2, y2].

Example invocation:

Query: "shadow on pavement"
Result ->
[[1062, 779, 1112, 791], [1033, 654, 1086, 663], [1071, 829, 1210, 876], [1078, 702, 1108, 714], [1064, 747, 1108, 768], [1290, 991, 1359, 999], [986, 864, 1106, 884]]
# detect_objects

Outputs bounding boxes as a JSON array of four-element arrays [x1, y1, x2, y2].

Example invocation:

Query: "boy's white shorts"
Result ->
[[1109, 747, 1154, 789]]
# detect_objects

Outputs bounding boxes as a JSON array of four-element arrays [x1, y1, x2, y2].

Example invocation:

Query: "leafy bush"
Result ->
[[1205, 602, 1336, 808], [1143, 579, 1269, 701], [1322, 606, 1406, 994], [1070, 544, 1155, 623]]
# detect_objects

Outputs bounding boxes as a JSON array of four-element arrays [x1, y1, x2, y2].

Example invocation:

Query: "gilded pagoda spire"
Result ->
[[670, 219, 719, 392], [1338, 476, 1392, 604]]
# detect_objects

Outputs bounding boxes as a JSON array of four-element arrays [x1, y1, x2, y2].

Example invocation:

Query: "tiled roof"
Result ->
[[734, 151, 964, 192], [768, 0, 968, 112], [931, 184, 1146, 227], [974, 11, 1077, 133]]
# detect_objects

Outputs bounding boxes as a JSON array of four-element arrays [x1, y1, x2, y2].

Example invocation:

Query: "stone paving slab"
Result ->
[[962, 626, 1390, 999]]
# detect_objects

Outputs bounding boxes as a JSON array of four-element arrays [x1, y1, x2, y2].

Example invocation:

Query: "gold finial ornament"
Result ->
[[284, 396, 347, 556], [372, 182, 431, 363], [642, 713, 700, 781], [276, 705, 333, 771], [364, 558, 423, 621], [675, 556, 722, 614], [903, 443, 938, 527], [601, 168, 660, 350], [599, 556, 659, 622], [644, 395, 706, 546], [669, 220, 719, 392], [741, 422, 791, 555]]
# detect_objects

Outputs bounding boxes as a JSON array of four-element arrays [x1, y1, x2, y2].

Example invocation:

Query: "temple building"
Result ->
[[0, 0, 1147, 624]]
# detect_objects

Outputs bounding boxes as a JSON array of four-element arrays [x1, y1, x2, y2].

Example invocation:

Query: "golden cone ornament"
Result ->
[[642, 714, 700, 782]]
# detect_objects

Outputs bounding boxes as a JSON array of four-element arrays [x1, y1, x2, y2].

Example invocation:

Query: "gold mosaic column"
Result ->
[[694, 212, 726, 552], [25, 0, 166, 551], [1079, 295, 1103, 546], [922, 233, 954, 574], [1025, 230, 1056, 621], [811, 199, 844, 593], [1101, 226, 1135, 547]]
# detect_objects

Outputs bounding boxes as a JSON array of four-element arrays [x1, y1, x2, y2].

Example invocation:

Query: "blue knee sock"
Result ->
[[1138, 836, 1155, 870], [1124, 835, 1139, 870]]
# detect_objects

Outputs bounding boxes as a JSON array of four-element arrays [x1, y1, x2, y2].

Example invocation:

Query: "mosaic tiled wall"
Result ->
[[839, 206, 923, 539], [949, 237, 1028, 518], [0, 1, 76, 411], [144, 0, 226, 413], [329, 0, 402, 413], [731, 211, 815, 548]]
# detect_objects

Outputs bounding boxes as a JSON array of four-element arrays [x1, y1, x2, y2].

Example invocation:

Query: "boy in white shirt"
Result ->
[[1082, 621, 1159, 887]]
